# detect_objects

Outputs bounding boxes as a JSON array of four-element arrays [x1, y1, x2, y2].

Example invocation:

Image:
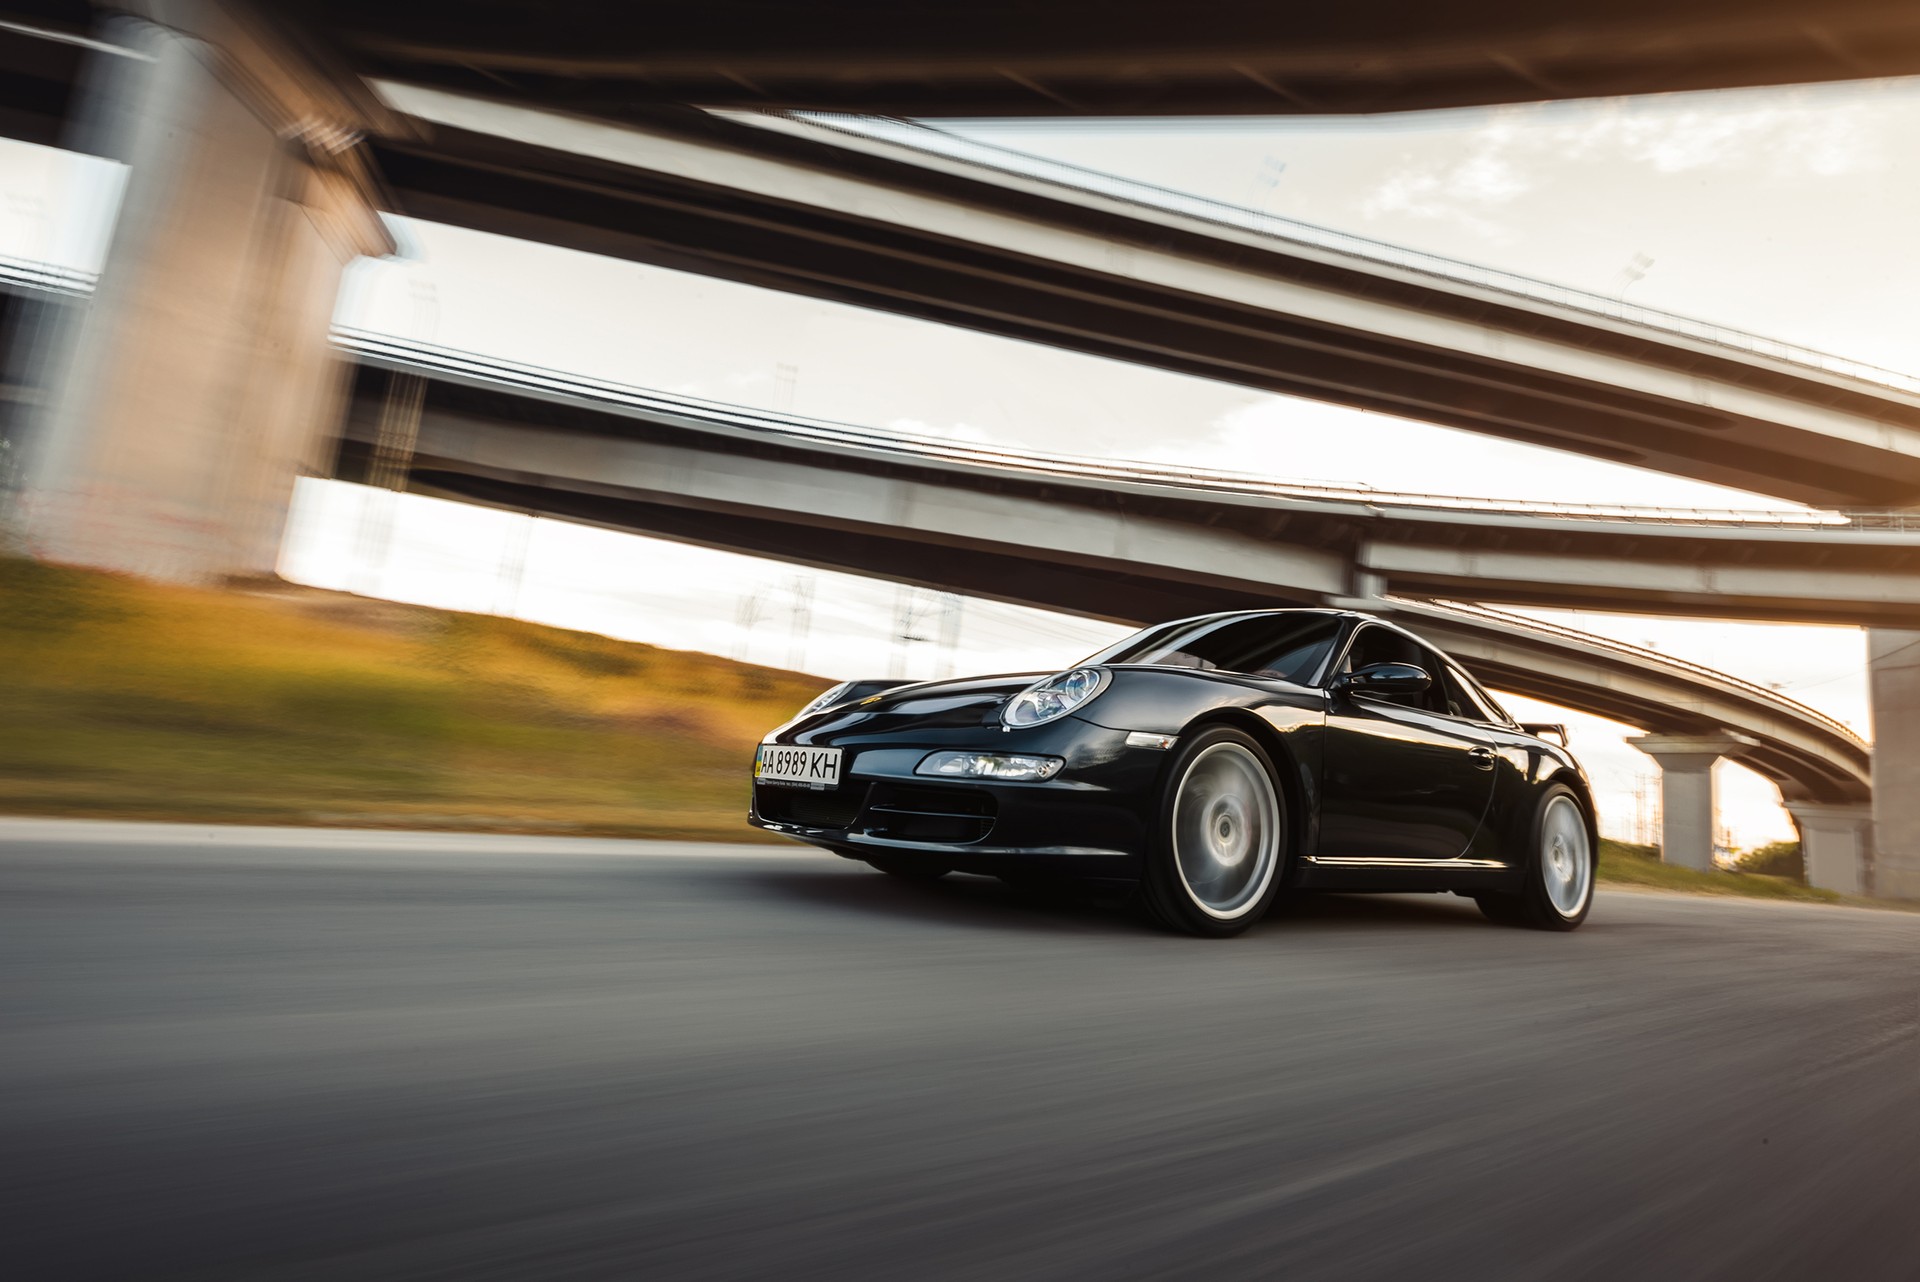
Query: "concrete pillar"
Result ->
[[1783, 801, 1873, 897], [1629, 734, 1752, 872], [1870, 629, 1920, 900], [9, 2, 396, 583]]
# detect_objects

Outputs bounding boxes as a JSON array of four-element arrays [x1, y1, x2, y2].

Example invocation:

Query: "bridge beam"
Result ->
[[1784, 802, 1874, 897], [1630, 734, 1752, 872], [1870, 630, 1920, 899], [8, 6, 393, 584]]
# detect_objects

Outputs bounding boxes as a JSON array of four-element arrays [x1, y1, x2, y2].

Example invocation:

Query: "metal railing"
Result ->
[[1404, 597, 1869, 751], [338, 329, 1920, 535], [781, 113, 1920, 400]]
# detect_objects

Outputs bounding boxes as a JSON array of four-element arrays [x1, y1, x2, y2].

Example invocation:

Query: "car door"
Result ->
[[1316, 625, 1499, 862]]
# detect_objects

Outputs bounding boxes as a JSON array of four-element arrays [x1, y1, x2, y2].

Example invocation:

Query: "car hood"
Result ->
[[789, 672, 1045, 738]]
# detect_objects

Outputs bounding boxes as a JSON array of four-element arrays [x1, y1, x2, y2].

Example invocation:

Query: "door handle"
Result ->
[[1468, 746, 1496, 770]]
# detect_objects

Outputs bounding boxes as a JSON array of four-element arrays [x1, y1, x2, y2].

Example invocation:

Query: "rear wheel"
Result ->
[[866, 856, 952, 882], [1140, 727, 1287, 938], [1475, 785, 1593, 931]]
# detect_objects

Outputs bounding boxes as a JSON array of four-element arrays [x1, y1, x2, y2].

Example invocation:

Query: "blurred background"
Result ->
[[5, 4, 1920, 1276], [4, 2, 1916, 894]]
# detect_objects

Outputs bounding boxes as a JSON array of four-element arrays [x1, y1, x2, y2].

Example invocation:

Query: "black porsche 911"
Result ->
[[751, 608, 1596, 937]]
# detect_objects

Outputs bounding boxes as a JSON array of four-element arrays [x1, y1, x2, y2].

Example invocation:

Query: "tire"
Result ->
[[1472, 892, 1528, 926], [1139, 726, 1288, 938], [866, 856, 952, 882], [1475, 784, 1594, 931]]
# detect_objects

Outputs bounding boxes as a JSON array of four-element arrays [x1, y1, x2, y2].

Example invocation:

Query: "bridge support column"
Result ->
[[1870, 630, 1920, 900], [1630, 734, 1748, 872], [1782, 802, 1873, 896], [9, 4, 394, 583]]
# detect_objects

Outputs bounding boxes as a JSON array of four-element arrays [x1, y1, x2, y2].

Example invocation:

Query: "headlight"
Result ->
[[1002, 667, 1108, 728], [917, 751, 1063, 781], [795, 681, 853, 720]]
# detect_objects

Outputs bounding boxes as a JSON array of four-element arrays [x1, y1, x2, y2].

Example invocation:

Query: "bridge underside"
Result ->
[[190, 2, 1920, 118], [12, 0, 1920, 125], [333, 349, 1920, 630], [1359, 538, 1920, 630], [362, 98, 1920, 509], [10, 19, 1920, 509]]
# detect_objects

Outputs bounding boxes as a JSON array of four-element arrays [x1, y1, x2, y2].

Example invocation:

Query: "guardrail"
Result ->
[[1403, 597, 1869, 752], [783, 113, 1920, 400], [338, 328, 1920, 534]]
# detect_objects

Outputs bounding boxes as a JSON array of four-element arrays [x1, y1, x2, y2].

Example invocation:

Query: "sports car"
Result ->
[[750, 608, 1596, 937]]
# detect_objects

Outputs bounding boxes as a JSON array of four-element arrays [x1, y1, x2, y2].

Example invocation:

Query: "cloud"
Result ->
[[1358, 91, 1889, 238], [1360, 128, 1531, 236], [1551, 98, 1884, 177]]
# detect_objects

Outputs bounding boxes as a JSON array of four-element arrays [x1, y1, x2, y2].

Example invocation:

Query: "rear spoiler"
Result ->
[[1521, 722, 1569, 746]]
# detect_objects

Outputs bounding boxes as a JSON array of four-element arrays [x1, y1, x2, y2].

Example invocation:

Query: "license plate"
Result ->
[[755, 745, 843, 790]]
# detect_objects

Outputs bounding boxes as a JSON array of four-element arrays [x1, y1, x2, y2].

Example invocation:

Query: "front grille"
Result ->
[[756, 784, 867, 829], [861, 783, 996, 845]]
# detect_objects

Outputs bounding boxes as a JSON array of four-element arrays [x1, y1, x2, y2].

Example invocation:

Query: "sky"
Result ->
[[8, 74, 1914, 849]]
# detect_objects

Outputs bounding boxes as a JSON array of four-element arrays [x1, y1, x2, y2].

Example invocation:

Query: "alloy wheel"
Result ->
[[1171, 742, 1281, 919]]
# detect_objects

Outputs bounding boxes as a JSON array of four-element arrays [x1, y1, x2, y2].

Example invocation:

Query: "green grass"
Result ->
[[0, 558, 828, 840], [1597, 838, 1842, 905]]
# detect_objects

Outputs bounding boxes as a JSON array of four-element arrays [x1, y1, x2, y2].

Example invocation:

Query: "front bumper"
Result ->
[[748, 721, 1163, 880]]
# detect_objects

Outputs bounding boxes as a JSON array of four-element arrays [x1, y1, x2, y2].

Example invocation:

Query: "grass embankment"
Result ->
[[1597, 838, 1841, 905], [0, 559, 827, 839]]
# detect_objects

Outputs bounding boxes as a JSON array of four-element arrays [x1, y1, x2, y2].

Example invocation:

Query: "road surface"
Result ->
[[4, 820, 1918, 1280]]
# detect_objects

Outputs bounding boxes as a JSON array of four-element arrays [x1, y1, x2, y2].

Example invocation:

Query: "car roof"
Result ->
[[1146, 606, 1373, 627]]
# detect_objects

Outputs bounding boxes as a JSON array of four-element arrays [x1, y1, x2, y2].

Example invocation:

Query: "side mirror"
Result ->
[[1521, 722, 1569, 747], [1333, 661, 1432, 697]]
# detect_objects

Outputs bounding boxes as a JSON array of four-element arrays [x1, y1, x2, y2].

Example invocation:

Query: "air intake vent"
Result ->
[[756, 784, 867, 830], [861, 783, 996, 844]]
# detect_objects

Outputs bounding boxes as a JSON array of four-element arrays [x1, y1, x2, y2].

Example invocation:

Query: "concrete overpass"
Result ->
[[363, 87, 1920, 511], [15, 242, 1920, 635], [322, 336, 1882, 894], [13, 17, 1920, 513], [338, 332, 1920, 631], [9, 0, 1920, 126], [10, 10, 1920, 614]]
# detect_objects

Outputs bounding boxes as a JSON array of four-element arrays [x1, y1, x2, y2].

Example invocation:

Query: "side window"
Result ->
[[1248, 617, 1342, 683], [1437, 663, 1480, 720], [1409, 644, 1455, 716], [1444, 663, 1513, 725], [1340, 625, 1404, 676], [1339, 626, 1448, 714]]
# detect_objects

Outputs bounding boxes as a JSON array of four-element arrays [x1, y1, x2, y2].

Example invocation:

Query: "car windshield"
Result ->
[[1083, 613, 1341, 683]]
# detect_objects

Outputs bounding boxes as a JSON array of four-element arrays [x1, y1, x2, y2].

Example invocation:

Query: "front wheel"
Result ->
[[1139, 726, 1288, 938], [1475, 785, 1594, 931]]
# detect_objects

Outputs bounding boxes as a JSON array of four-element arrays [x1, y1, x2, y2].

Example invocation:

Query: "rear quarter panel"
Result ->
[[1473, 729, 1595, 867]]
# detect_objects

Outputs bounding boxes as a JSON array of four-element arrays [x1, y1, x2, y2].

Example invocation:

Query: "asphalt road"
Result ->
[[4, 821, 1919, 1281]]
